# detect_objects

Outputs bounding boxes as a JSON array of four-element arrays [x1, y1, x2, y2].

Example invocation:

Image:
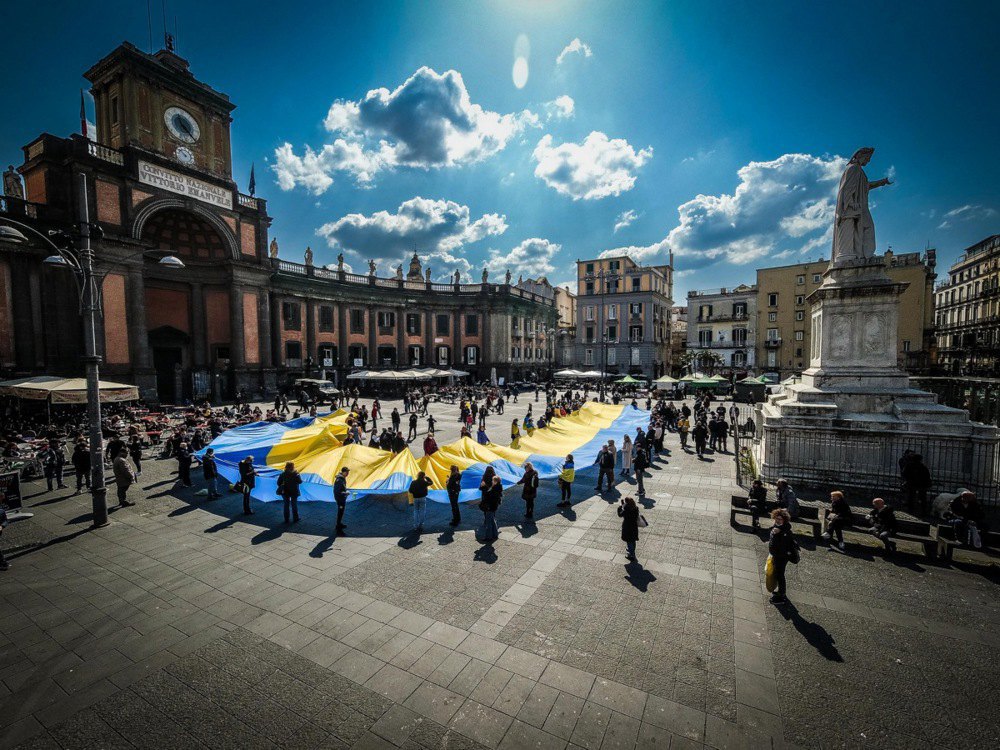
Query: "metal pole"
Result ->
[[77, 173, 108, 527]]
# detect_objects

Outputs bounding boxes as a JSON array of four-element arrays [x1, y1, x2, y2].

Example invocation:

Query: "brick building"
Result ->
[[0, 42, 555, 403]]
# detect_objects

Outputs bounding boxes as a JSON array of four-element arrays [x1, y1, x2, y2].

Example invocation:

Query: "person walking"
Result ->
[[391, 408, 401, 433], [408, 412, 419, 442], [479, 474, 503, 542], [278, 462, 302, 524], [767, 509, 795, 604], [71, 439, 90, 494], [447, 465, 462, 526], [409, 471, 431, 532], [113, 449, 136, 507], [557, 454, 575, 508], [510, 419, 520, 447], [333, 467, 349, 534], [41, 440, 67, 491], [238, 456, 256, 515], [677, 416, 690, 450], [176, 442, 193, 487], [202, 448, 220, 500], [128, 436, 144, 477], [633, 445, 648, 496], [692, 420, 708, 459], [618, 496, 641, 561], [517, 462, 539, 520], [621, 435, 633, 477]]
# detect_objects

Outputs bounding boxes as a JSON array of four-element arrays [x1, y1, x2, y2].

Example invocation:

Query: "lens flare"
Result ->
[[512, 56, 529, 89]]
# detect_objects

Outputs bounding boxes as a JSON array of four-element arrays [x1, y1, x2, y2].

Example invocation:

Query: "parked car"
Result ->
[[294, 378, 341, 405]]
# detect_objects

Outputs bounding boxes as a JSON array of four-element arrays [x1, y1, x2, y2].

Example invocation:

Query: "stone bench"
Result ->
[[935, 524, 1000, 561], [729, 495, 821, 538]]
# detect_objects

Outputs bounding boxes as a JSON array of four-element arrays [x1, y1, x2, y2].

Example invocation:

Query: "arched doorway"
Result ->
[[139, 206, 235, 403]]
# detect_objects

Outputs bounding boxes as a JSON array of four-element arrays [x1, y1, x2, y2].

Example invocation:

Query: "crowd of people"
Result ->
[[2, 384, 994, 581]]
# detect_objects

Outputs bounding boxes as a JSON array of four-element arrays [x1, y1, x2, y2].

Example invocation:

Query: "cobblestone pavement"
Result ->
[[1, 395, 999, 749]]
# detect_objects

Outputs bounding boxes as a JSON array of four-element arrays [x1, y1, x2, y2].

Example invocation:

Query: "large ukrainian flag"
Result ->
[[199, 401, 649, 504]]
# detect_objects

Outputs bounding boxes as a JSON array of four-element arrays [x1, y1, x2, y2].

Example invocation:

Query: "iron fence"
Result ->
[[736, 418, 1000, 511]]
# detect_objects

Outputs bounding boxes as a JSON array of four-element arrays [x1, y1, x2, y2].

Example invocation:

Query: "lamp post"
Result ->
[[1, 173, 183, 528]]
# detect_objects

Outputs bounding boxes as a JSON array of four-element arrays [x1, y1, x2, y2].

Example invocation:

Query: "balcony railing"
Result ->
[[764, 339, 783, 349]]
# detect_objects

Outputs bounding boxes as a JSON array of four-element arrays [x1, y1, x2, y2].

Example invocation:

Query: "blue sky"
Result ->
[[2, 0, 998, 298]]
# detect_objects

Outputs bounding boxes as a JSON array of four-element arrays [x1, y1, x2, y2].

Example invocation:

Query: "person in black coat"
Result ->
[[900, 452, 931, 516], [277, 462, 302, 523], [72, 440, 91, 494], [176, 442, 193, 487], [868, 497, 897, 554], [618, 496, 640, 560], [823, 490, 852, 551], [446, 466, 462, 526], [202, 448, 219, 500], [768, 509, 794, 604], [692, 421, 709, 458], [479, 474, 502, 542], [517, 462, 539, 520], [238, 456, 256, 515], [748, 479, 767, 529], [633, 448, 648, 496], [595, 446, 615, 493]]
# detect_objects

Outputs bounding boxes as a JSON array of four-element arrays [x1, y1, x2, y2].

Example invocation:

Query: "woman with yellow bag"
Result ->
[[766, 508, 797, 604]]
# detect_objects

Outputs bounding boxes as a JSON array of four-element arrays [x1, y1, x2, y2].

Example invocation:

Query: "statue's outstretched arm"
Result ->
[[868, 177, 892, 189]]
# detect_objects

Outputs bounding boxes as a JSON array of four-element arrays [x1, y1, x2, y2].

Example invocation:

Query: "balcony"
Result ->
[[764, 339, 783, 349]]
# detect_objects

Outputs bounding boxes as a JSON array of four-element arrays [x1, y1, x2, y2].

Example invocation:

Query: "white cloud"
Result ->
[[486, 238, 561, 276], [533, 132, 652, 200], [316, 198, 508, 279], [614, 209, 640, 233], [938, 204, 997, 230], [85, 120, 97, 142], [557, 38, 592, 65], [543, 95, 575, 120], [664, 152, 846, 268], [274, 67, 539, 193], [599, 153, 847, 269]]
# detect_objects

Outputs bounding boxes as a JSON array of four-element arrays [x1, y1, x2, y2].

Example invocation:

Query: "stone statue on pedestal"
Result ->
[[368, 259, 377, 276], [425, 268, 431, 282], [304, 246, 313, 266], [505, 269, 511, 285], [481, 268, 489, 284], [3, 165, 24, 199], [395, 264, 403, 280], [337, 252, 344, 271], [831, 147, 893, 267], [268, 237, 279, 258], [453, 269, 461, 284]]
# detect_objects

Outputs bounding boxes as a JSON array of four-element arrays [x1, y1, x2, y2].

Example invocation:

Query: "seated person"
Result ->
[[775, 479, 800, 520], [823, 490, 853, 552], [868, 497, 897, 554], [944, 490, 986, 547], [748, 479, 767, 528]]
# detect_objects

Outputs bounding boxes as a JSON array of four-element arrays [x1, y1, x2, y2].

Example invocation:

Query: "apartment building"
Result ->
[[686, 284, 757, 373], [935, 235, 1000, 375], [573, 254, 674, 378], [755, 250, 936, 377]]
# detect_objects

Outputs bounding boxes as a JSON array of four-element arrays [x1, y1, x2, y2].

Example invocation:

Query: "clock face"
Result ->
[[164, 106, 201, 144], [175, 146, 195, 165]]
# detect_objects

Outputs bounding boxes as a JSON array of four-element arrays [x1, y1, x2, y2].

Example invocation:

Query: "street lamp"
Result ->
[[1, 173, 183, 527]]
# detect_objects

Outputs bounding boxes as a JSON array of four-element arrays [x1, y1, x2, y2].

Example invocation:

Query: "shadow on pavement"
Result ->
[[777, 602, 843, 662], [624, 560, 656, 592]]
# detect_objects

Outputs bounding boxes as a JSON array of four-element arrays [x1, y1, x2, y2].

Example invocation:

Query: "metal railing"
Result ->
[[739, 420, 1000, 510]]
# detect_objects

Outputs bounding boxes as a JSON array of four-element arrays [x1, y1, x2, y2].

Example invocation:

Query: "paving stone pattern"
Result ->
[[2, 395, 999, 750]]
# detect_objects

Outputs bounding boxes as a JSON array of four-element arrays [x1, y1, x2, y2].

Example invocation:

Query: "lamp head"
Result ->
[[0, 225, 29, 244], [43, 254, 72, 268], [157, 255, 185, 269]]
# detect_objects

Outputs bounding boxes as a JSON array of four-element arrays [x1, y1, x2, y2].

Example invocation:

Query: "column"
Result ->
[[190, 281, 206, 367], [396, 306, 406, 366], [28, 266, 45, 367], [229, 284, 245, 368], [259, 291, 273, 367], [337, 304, 348, 367], [305, 298, 316, 371], [367, 305, 376, 366], [126, 266, 150, 369], [424, 310, 434, 367]]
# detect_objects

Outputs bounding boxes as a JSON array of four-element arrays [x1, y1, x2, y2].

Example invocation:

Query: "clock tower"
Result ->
[[85, 42, 234, 179]]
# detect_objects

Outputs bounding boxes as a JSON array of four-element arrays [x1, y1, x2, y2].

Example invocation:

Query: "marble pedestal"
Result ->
[[757, 257, 998, 501]]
